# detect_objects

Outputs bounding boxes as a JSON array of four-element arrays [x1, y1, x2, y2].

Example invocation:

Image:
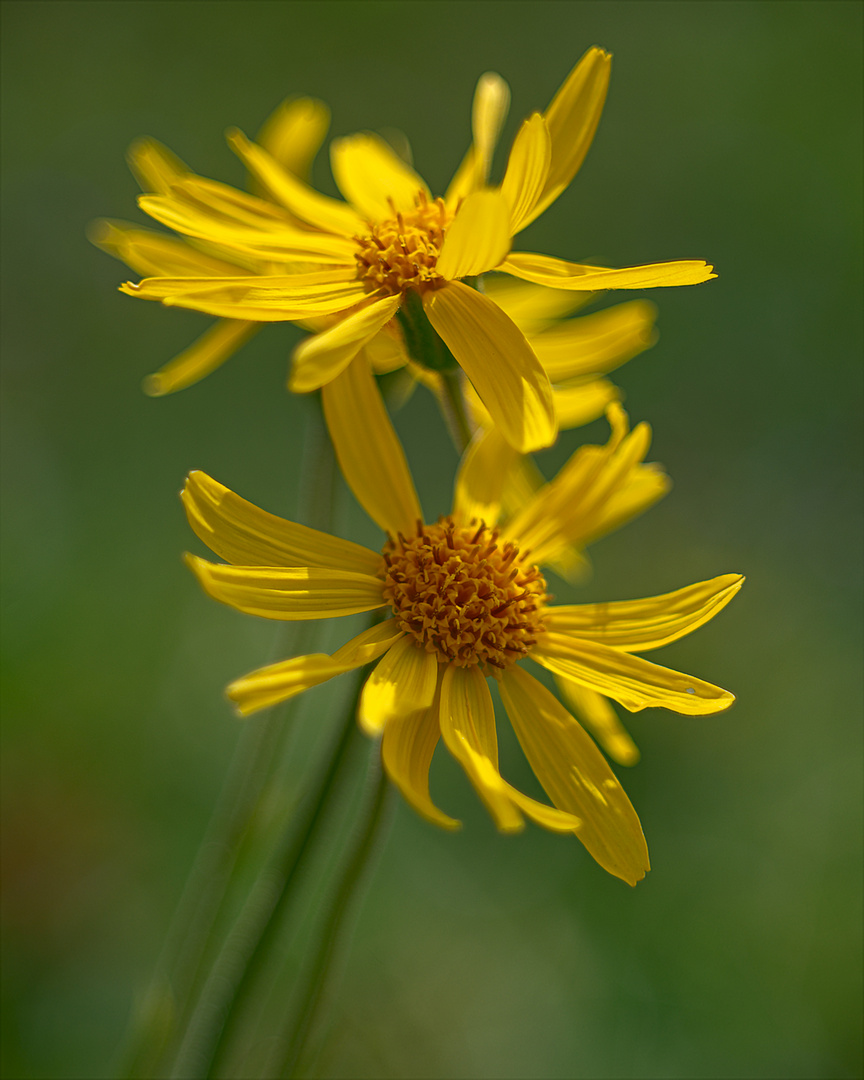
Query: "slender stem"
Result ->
[[121, 399, 337, 1080], [186, 659, 375, 1079], [272, 758, 393, 1079], [438, 368, 474, 454]]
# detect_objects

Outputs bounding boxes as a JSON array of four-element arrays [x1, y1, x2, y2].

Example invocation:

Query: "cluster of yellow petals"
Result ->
[[381, 517, 547, 670]]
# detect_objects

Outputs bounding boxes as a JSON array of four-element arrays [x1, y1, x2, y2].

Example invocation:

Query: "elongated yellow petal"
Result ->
[[483, 276, 593, 332], [143, 319, 259, 397], [553, 678, 640, 766], [439, 665, 520, 831], [227, 619, 403, 716], [576, 464, 670, 549], [439, 666, 582, 835], [529, 300, 658, 381], [546, 574, 744, 651], [255, 97, 330, 181], [127, 137, 188, 194], [501, 253, 716, 290], [88, 220, 242, 278], [553, 378, 619, 431], [500, 666, 648, 885], [381, 675, 461, 830], [122, 273, 367, 321], [330, 132, 431, 221], [321, 354, 422, 537], [445, 71, 511, 206], [364, 327, 409, 374], [423, 282, 556, 453], [359, 634, 438, 735], [182, 471, 383, 575], [226, 128, 364, 235], [186, 555, 387, 620], [533, 632, 736, 715], [436, 190, 512, 280], [452, 427, 517, 528], [499, 113, 552, 235], [290, 294, 402, 393]]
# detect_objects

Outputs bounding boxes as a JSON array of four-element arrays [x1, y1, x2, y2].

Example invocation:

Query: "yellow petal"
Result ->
[[227, 619, 403, 716], [436, 190, 513, 280], [364, 327, 409, 374], [87, 220, 242, 278], [330, 132, 431, 220], [423, 282, 556, 453], [381, 675, 461, 830], [321, 354, 423, 537], [533, 632, 736, 715], [501, 252, 717, 290], [519, 47, 612, 226], [553, 378, 620, 431], [290, 294, 402, 393], [439, 666, 582, 835], [439, 665, 520, 832], [226, 128, 364, 235], [576, 464, 670, 548], [553, 678, 640, 766], [452, 426, 517, 528], [185, 555, 387, 620], [529, 299, 658, 381], [445, 71, 511, 206], [127, 137, 188, 194], [143, 319, 259, 397], [358, 634, 438, 736], [181, 471, 383, 575], [499, 113, 552, 235], [499, 666, 648, 885], [255, 97, 330, 181], [545, 574, 744, 651], [471, 71, 511, 186], [122, 273, 367, 321], [483, 275, 594, 332]]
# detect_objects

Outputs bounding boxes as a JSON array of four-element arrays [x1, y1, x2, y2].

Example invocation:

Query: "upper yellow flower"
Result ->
[[108, 48, 715, 452], [180, 362, 741, 885]]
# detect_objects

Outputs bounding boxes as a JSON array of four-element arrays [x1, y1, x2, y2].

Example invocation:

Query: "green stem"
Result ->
[[185, 658, 375, 1079], [272, 760, 393, 1079], [121, 398, 337, 1080], [438, 368, 474, 454]]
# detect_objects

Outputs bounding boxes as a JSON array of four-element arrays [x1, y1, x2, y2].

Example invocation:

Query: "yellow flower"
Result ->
[[108, 48, 714, 452], [181, 366, 741, 885]]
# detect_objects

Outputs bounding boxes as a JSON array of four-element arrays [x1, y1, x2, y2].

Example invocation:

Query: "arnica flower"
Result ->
[[107, 47, 714, 452], [181, 369, 741, 885]]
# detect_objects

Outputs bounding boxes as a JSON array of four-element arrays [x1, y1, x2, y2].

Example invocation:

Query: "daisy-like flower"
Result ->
[[110, 47, 714, 452], [181, 362, 741, 884]]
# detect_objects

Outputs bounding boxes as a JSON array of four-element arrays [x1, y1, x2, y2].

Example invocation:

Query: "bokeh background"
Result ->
[[2, 1, 862, 1077]]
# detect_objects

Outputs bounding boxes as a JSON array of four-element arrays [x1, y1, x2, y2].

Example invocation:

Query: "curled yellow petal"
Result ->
[[143, 319, 259, 397], [445, 71, 511, 206], [290, 294, 402, 393], [181, 471, 383, 575], [423, 282, 556, 453], [533, 632, 736, 715], [529, 299, 658, 381], [499, 113, 552, 235], [499, 666, 648, 885], [359, 634, 438, 736], [545, 574, 744, 652], [436, 189, 512, 280], [321, 354, 423, 538], [255, 97, 330, 181], [330, 132, 431, 221], [501, 252, 716, 290], [185, 555, 387, 621], [381, 675, 461, 830]]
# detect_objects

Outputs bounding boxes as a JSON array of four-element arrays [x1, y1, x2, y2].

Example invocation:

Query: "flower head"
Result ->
[[181, 371, 740, 885], [97, 48, 714, 452]]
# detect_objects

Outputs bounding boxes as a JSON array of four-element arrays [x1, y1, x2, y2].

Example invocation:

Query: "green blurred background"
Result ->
[[2, 1, 861, 1077]]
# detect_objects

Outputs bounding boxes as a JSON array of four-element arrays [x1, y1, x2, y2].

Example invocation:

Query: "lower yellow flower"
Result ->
[[181, 391, 741, 886]]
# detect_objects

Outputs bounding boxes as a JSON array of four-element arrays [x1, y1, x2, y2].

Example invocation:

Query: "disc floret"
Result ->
[[354, 191, 452, 296], [381, 517, 548, 670]]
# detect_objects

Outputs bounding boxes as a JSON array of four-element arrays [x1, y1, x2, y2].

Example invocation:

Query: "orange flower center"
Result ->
[[381, 517, 547, 670], [354, 192, 452, 295]]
